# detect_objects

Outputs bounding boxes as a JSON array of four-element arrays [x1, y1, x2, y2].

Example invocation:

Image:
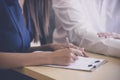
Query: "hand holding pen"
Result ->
[[66, 37, 88, 57]]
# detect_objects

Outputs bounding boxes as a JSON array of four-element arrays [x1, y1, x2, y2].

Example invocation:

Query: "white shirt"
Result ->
[[52, 0, 120, 57]]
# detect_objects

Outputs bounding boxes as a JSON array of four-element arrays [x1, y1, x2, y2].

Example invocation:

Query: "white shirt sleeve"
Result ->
[[52, 0, 94, 43], [52, 0, 120, 58], [70, 26, 120, 58]]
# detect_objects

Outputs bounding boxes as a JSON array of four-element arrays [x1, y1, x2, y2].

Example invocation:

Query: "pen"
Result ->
[[66, 37, 71, 49]]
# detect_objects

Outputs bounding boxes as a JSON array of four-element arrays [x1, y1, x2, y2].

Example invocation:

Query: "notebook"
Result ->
[[46, 57, 107, 72]]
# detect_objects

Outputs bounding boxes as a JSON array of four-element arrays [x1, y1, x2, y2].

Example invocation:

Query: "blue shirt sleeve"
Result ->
[[0, 0, 32, 52]]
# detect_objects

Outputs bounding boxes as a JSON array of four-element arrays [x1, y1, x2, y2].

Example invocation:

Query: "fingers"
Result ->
[[56, 43, 88, 57], [97, 32, 120, 40], [70, 52, 79, 63], [70, 47, 88, 57], [67, 43, 87, 57], [97, 32, 113, 38], [53, 48, 85, 65], [70, 48, 83, 56], [79, 48, 88, 57], [54, 42, 88, 57]]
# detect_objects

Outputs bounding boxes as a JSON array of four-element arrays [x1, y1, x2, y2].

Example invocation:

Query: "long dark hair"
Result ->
[[24, 0, 50, 42]]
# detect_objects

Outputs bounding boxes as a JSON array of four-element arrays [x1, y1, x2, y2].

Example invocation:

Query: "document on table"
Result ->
[[46, 57, 107, 72]]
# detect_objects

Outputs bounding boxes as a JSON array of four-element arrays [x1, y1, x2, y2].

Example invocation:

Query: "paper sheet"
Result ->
[[46, 57, 107, 72]]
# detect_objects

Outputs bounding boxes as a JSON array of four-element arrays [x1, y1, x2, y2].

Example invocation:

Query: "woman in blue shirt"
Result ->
[[0, 0, 84, 69]]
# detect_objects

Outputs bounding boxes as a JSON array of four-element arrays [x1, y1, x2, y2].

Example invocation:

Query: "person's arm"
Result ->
[[52, 0, 95, 45], [52, 0, 120, 58], [52, 0, 96, 48], [0, 47, 83, 69], [69, 27, 120, 58], [0, 52, 51, 69]]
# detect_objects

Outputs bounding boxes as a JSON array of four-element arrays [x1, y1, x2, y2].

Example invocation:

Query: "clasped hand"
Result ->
[[97, 32, 120, 39]]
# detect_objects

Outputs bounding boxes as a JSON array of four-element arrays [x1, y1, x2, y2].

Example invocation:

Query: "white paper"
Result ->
[[46, 57, 107, 71]]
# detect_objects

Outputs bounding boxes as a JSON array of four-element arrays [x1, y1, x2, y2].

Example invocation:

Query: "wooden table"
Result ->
[[15, 52, 120, 80]]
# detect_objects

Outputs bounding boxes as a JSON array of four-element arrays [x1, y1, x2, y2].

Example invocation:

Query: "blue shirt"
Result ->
[[0, 0, 33, 52]]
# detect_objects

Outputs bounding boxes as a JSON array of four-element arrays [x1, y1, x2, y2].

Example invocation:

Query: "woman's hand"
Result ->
[[40, 43, 87, 57], [49, 48, 83, 66], [29, 43, 87, 57], [28, 44, 87, 66], [97, 32, 120, 39]]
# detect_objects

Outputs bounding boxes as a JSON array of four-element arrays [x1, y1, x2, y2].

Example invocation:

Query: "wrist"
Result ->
[[35, 52, 53, 65]]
